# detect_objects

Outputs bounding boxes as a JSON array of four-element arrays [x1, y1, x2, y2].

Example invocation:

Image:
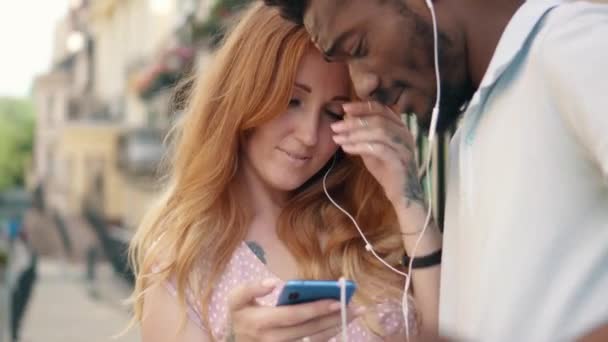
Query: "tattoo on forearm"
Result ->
[[246, 241, 267, 264], [391, 135, 412, 153], [391, 134, 424, 207], [392, 135, 413, 153], [392, 135, 403, 145], [404, 159, 425, 208]]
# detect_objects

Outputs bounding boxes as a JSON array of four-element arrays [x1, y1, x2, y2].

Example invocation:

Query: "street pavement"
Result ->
[[15, 210, 140, 342], [19, 258, 140, 342]]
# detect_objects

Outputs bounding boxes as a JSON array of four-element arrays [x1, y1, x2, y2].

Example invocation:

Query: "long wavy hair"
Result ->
[[129, 2, 406, 338]]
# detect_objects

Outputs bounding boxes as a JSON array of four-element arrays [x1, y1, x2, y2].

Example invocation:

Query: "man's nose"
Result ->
[[349, 63, 402, 106], [349, 63, 380, 100]]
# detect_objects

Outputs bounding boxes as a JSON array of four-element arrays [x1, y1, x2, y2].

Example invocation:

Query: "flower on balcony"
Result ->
[[132, 47, 195, 99]]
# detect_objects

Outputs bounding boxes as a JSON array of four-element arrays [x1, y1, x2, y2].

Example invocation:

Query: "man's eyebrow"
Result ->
[[332, 96, 350, 102], [321, 30, 355, 60]]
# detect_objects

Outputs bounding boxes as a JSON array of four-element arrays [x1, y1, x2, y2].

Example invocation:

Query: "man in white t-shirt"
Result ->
[[266, 0, 608, 340], [439, 2, 608, 340]]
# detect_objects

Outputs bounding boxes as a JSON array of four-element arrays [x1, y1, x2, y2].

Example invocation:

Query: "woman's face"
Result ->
[[242, 47, 351, 194]]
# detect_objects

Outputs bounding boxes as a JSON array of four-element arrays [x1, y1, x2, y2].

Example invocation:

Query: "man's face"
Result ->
[[304, 0, 472, 132]]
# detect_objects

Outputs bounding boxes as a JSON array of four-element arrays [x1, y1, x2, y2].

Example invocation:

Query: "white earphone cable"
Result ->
[[338, 277, 348, 342], [324, 1, 441, 340], [322, 161, 410, 279]]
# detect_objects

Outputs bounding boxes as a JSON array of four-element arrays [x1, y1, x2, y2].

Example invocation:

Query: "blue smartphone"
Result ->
[[276, 280, 357, 306]]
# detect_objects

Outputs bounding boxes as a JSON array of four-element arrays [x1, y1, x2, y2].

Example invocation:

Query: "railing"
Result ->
[[83, 206, 134, 284], [52, 212, 73, 258], [0, 233, 10, 342], [0, 189, 32, 342]]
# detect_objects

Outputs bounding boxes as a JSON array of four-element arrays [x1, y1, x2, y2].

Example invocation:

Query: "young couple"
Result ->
[[131, 0, 608, 341]]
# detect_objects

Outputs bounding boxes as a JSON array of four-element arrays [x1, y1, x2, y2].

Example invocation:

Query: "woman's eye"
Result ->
[[325, 110, 343, 121], [351, 38, 366, 58], [289, 99, 301, 107]]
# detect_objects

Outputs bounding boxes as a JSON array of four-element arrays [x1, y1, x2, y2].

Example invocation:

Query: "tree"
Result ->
[[0, 97, 34, 191]]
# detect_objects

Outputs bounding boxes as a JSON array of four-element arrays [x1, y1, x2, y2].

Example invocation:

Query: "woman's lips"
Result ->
[[277, 147, 311, 166]]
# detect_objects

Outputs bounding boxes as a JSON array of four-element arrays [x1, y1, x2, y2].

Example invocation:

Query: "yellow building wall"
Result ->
[[119, 175, 160, 231], [56, 124, 124, 221]]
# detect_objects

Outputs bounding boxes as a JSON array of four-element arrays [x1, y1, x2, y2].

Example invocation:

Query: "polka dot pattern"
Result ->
[[164, 241, 416, 340]]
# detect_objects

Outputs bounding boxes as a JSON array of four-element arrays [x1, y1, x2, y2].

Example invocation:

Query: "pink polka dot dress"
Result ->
[[164, 242, 414, 341]]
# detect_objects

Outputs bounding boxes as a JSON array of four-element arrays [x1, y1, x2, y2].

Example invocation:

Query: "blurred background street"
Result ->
[[16, 209, 138, 342], [0, 0, 475, 340], [0, 0, 252, 341]]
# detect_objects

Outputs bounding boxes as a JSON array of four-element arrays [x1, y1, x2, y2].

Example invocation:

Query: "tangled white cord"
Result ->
[[323, 0, 441, 340]]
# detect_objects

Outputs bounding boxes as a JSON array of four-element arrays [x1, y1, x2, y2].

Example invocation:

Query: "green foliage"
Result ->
[[210, 0, 252, 17], [0, 97, 35, 191]]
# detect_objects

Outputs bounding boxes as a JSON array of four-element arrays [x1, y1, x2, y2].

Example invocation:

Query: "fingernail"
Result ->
[[333, 135, 345, 143], [342, 103, 354, 112], [329, 302, 342, 311], [331, 122, 344, 131], [262, 278, 278, 288]]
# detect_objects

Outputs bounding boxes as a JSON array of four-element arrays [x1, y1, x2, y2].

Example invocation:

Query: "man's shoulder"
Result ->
[[531, 1, 608, 68], [540, 0, 608, 43], [546, 0, 608, 19]]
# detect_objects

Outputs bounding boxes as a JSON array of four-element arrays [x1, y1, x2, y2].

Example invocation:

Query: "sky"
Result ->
[[0, 1, 70, 98]]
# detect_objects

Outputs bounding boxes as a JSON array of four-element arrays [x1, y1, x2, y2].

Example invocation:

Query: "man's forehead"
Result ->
[[304, 0, 348, 50]]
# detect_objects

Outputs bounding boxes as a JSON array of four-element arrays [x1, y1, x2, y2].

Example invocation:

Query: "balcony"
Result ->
[[116, 128, 166, 178]]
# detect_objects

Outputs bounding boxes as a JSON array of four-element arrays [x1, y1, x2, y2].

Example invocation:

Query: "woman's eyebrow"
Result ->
[[294, 82, 311, 93]]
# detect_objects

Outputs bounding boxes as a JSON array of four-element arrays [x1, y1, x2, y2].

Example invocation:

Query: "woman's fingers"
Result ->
[[232, 299, 340, 339], [228, 278, 278, 311], [307, 306, 365, 342], [264, 305, 365, 342], [264, 299, 341, 328], [228, 283, 367, 341]]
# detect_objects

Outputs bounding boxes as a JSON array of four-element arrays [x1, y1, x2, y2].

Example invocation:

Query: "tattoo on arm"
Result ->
[[391, 134, 425, 207], [392, 135, 413, 153], [404, 158, 425, 208], [246, 241, 267, 264]]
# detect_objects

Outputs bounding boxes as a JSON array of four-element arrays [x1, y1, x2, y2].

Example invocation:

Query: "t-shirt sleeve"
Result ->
[[539, 4, 608, 183], [162, 279, 206, 331]]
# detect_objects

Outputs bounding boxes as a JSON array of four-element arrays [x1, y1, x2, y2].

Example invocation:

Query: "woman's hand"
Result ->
[[227, 279, 363, 342], [331, 101, 425, 209]]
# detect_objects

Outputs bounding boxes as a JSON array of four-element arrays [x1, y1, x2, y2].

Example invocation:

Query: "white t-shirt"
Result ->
[[440, 1, 608, 341]]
